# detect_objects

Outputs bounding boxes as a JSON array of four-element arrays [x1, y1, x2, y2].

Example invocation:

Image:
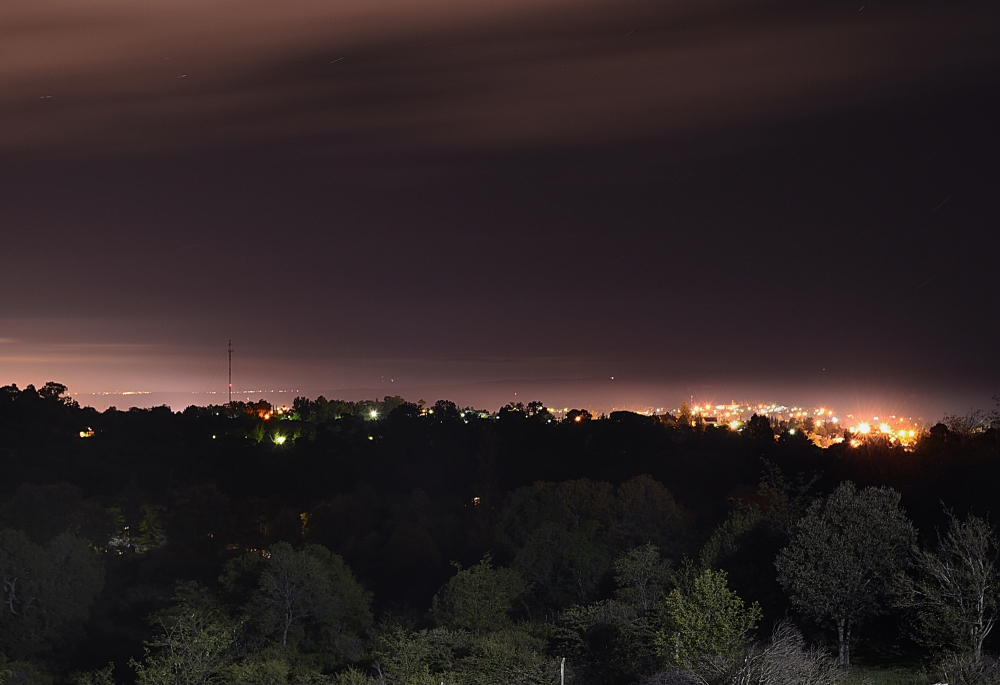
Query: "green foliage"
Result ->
[[73, 664, 115, 685], [292, 395, 409, 422], [219, 548, 268, 605], [373, 627, 457, 685], [902, 511, 1000, 659], [614, 476, 689, 553], [251, 544, 325, 645], [614, 543, 672, 611], [499, 476, 686, 610], [452, 628, 558, 685], [289, 672, 336, 685], [223, 543, 373, 650], [555, 545, 672, 683], [775, 481, 916, 666], [558, 600, 645, 684], [699, 505, 764, 571], [330, 667, 377, 685], [130, 582, 237, 685], [431, 555, 526, 633], [688, 621, 841, 685], [0, 483, 116, 547], [514, 520, 610, 608], [0, 658, 53, 685], [700, 461, 814, 569], [699, 462, 818, 629], [252, 424, 266, 444], [754, 460, 818, 535], [0, 529, 105, 659], [222, 658, 290, 685], [938, 652, 1000, 685], [15, 383, 1000, 683], [498, 477, 685, 557], [134, 504, 167, 551], [372, 624, 558, 685], [656, 567, 761, 669]]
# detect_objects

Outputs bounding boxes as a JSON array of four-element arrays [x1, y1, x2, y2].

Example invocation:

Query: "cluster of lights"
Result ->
[[411, 407, 494, 423], [669, 401, 924, 448], [677, 402, 842, 428], [76, 390, 152, 397], [846, 416, 918, 445], [236, 394, 926, 450], [252, 405, 291, 420]]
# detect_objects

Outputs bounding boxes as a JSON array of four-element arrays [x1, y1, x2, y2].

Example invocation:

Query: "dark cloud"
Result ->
[[3, 0, 997, 154]]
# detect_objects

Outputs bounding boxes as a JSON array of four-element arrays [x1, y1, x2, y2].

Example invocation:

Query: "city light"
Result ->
[[272, 433, 287, 445], [668, 399, 924, 448]]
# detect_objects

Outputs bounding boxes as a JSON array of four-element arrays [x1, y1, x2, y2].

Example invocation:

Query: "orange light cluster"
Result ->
[[844, 414, 920, 446]]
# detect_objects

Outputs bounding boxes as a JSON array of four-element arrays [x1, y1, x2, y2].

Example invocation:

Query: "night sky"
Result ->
[[2, 0, 999, 417]]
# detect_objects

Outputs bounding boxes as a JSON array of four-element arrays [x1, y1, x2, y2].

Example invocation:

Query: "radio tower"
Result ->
[[228, 339, 233, 407]]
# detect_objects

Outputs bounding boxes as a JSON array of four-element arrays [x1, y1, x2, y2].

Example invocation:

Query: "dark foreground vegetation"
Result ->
[[2, 382, 1000, 685]]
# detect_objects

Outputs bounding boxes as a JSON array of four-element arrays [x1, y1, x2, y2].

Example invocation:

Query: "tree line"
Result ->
[[1, 382, 1000, 684]]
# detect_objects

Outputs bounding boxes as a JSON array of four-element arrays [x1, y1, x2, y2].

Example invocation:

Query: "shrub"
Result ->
[[683, 621, 841, 685], [939, 652, 1000, 685]]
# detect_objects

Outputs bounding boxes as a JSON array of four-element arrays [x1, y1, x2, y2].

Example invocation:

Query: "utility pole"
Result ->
[[228, 339, 233, 407]]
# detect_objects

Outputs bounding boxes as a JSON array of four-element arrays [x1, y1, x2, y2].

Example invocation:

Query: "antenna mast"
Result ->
[[228, 339, 233, 406]]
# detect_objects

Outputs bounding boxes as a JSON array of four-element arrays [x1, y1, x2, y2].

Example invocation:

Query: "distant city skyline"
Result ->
[[48, 372, 987, 424]]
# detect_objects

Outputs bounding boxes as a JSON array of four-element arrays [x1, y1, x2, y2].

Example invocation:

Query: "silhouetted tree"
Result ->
[[0, 529, 105, 659], [775, 482, 916, 666], [744, 414, 774, 443], [131, 583, 235, 685], [901, 510, 1000, 659], [432, 554, 526, 633], [222, 542, 372, 648]]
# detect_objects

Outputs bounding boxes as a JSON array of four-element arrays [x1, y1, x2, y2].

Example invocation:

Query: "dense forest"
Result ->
[[2, 382, 1000, 685]]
